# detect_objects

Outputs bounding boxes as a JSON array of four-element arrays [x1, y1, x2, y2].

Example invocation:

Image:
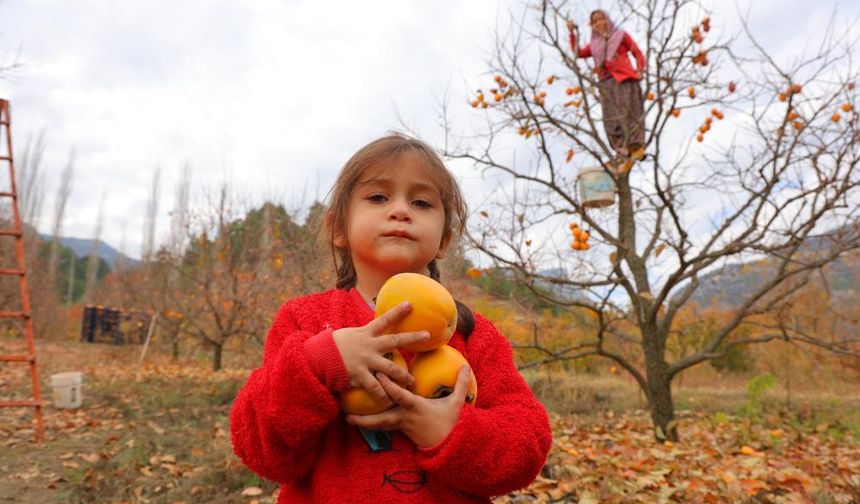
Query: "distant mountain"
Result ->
[[38, 234, 141, 269], [688, 235, 858, 308]]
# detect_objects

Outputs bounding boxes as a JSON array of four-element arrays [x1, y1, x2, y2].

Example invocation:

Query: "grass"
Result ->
[[1, 339, 858, 503], [523, 368, 860, 439]]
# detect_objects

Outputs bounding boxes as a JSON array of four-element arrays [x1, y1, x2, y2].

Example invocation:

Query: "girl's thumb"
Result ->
[[455, 365, 472, 401]]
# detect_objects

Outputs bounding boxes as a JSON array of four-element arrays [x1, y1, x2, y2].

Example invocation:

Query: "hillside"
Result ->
[[37, 234, 140, 268], [690, 240, 858, 308]]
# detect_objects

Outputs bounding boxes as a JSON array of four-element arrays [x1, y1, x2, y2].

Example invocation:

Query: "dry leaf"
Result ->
[[241, 487, 264, 497]]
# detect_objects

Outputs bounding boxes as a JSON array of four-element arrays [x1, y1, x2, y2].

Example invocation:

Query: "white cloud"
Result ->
[[0, 0, 855, 267]]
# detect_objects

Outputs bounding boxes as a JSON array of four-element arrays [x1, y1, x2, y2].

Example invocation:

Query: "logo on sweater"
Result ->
[[382, 468, 427, 493]]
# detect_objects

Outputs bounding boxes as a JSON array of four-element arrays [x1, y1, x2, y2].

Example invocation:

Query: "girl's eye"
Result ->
[[367, 194, 387, 202], [412, 199, 432, 209]]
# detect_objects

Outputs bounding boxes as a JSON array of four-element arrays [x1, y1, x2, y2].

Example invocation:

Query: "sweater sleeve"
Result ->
[[230, 301, 342, 483], [569, 31, 592, 58], [623, 32, 646, 73], [416, 316, 553, 497]]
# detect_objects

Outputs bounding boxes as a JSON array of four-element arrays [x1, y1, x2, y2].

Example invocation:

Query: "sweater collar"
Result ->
[[348, 287, 375, 317]]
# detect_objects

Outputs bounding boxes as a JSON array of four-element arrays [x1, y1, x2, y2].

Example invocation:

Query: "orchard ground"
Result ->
[[1, 338, 859, 504]]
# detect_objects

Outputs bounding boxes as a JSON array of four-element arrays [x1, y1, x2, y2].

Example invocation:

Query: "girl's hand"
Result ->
[[345, 365, 473, 448], [333, 302, 430, 407], [566, 19, 576, 32]]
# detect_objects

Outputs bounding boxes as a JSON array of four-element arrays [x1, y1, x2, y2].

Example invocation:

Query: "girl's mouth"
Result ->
[[382, 230, 415, 240]]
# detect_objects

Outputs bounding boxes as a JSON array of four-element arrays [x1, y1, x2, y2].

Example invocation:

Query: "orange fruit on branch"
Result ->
[[841, 103, 853, 112], [671, 108, 681, 117], [340, 350, 407, 415], [374, 273, 458, 352], [409, 345, 477, 404], [832, 112, 841, 123]]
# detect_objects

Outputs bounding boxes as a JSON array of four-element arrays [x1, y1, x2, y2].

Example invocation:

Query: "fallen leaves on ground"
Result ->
[[497, 411, 860, 503], [2, 341, 859, 503]]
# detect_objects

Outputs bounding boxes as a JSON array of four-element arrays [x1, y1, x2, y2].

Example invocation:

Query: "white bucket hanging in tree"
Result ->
[[577, 166, 615, 208]]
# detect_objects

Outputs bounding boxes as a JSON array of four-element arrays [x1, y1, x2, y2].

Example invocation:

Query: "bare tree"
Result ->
[[16, 130, 46, 230], [84, 191, 105, 303], [443, 0, 860, 440], [141, 166, 161, 262], [48, 149, 75, 279], [156, 183, 274, 370]]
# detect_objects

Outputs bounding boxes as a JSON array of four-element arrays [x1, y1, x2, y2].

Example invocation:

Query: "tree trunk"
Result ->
[[642, 326, 679, 441], [171, 330, 180, 360], [212, 341, 223, 371], [646, 370, 678, 442]]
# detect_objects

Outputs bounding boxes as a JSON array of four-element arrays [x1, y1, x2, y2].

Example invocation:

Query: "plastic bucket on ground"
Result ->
[[577, 166, 616, 208], [50, 371, 83, 408]]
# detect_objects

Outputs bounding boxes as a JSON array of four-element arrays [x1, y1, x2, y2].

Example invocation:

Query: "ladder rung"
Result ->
[[0, 353, 36, 362], [0, 400, 42, 408], [0, 268, 25, 276], [0, 229, 22, 237], [0, 191, 14, 198], [0, 155, 10, 161], [0, 310, 29, 319]]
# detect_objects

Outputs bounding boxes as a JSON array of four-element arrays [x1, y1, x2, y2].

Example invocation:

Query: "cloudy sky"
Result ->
[[0, 0, 856, 262]]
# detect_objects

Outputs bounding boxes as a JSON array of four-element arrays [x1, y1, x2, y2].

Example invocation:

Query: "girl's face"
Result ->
[[590, 11, 609, 37], [341, 151, 448, 280]]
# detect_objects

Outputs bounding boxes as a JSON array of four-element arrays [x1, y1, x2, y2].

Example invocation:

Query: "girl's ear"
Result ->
[[325, 212, 347, 248], [436, 232, 452, 259]]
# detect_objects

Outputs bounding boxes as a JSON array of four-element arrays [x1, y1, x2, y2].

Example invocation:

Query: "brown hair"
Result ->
[[324, 133, 475, 337]]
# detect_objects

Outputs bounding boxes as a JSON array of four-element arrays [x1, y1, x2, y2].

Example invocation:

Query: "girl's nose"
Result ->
[[388, 199, 412, 221]]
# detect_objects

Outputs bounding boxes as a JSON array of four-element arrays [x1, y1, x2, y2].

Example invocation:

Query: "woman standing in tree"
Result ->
[[568, 10, 646, 159]]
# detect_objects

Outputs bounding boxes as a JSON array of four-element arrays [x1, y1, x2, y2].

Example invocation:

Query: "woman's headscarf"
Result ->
[[590, 10, 625, 69]]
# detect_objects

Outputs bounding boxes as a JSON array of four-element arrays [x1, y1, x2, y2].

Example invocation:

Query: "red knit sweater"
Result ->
[[570, 31, 646, 83], [230, 288, 553, 503]]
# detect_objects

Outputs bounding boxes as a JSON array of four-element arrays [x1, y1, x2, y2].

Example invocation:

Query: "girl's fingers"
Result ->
[[450, 365, 472, 405], [358, 371, 391, 408], [345, 408, 403, 431], [380, 330, 430, 351], [371, 355, 414, 388], [376, 372, 416, 408], [368, 301, 412, 333]]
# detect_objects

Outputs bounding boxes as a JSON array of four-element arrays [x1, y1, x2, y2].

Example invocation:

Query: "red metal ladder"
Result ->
[[0, 98, 44, 441]]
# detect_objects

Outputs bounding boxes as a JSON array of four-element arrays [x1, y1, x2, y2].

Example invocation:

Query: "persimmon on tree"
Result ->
[[443, 0, 860, 440]]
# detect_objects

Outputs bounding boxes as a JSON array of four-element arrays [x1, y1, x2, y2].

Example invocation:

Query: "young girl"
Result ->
[[568, 10, 646, 158], [230, 134, 553, 503]]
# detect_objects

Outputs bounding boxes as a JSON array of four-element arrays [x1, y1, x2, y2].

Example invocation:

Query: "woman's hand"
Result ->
[[635, 70, 643, 80], [345, 365, 473, 448], [333, 302, 430, 408], [566, 19, 576, 32]]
